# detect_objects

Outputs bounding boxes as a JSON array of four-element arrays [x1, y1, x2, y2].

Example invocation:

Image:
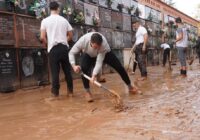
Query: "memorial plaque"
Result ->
[[99, 27, 112, 46], [19, 48, 49, 88], [138, 3, 145, 19], [123, 32, 132, 48], [98, 0, 108, 8], [0, 48, 17, 78], [84, 26, 98, 33], [99, 7, 111, 28], [61, 0, 73, 21], [84, 3, 99, 26], [122, 14, 131, 31], [111, 0, 121, 11], [145, 6, 152, 20], [16, 17, 41, 47], [164, 14, 169, 24], [111, 11, 122, 30], [0, 15, 15, 45], [0, 1, 6, 11], [131, 0, 138, 15], [146, 21, 155, 35], [0, 48, 17, 92], [73, 0, 84, 10], [72, 25, 85, 43], [72, 0, 84, 23], [112, 31, 123, 48], [154, 10, 161, 23], [122, 0, 131, 14]]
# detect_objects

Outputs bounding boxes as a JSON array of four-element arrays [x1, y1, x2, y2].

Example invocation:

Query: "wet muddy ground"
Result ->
[[0, 62, 200, 140]]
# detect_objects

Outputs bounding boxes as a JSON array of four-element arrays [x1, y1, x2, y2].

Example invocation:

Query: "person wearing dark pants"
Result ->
[[49, 43, 73, 96], [81, 52, 131, 90], [69, 32, 141, 102], [175, 17, 188, 77], [160, 43, 171, 67], [40, 2, 73, 98], [131, 17, 148, 81], [134, 43, 147, 77]]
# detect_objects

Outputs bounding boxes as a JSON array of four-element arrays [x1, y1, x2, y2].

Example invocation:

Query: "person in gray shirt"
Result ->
[[175, 17, 188, 77], [69, 32, 141, 102]]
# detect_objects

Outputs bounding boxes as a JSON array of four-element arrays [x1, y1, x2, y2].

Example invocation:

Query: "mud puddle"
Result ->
[[0, 62, 200, 140]]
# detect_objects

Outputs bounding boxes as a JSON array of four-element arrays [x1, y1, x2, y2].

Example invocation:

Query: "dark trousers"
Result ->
[[49, 43, 73, 95], [135, 44, 147, 77], [163, 48, 170, 66], [81, 51, 131, 89]]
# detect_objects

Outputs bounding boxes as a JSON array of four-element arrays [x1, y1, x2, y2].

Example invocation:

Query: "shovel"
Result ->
[[81, 72, 123, 108], [127, 52, 138, 72]]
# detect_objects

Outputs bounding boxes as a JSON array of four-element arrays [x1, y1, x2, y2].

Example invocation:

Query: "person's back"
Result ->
[[176, 26, 188, 48], [42, 14, 72, 52], [40, 1, 73, 98]]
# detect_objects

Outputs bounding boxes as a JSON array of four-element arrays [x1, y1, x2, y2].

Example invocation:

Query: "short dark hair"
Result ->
[[132, 17, 140, 24], [91, 33, 103, 45], [49, 1, 59, 11], [175, 17, 182, 23]]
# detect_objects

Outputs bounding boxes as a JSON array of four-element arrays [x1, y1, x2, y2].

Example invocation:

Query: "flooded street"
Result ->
[[0, 63, 200, 140]]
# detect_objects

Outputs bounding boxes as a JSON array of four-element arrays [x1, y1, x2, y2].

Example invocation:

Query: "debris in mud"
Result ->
[[101, 89, 125, 112], [91, 107, 98, 113]]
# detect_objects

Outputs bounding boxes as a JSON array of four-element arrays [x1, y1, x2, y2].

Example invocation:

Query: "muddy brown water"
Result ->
[[0, 63, 200, 140]]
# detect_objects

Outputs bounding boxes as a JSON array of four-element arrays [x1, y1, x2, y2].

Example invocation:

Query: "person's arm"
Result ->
[[40, 20, 47, 48], [91, 37, 109, 83], [142, 33, 148, 52], [175, 28, 183, 43], [40, 30, 47, 47], [66, 20, 73, 42], [67, 31, 73, 42], [91, 52, 106, 82], [69, 36, 85, 73]]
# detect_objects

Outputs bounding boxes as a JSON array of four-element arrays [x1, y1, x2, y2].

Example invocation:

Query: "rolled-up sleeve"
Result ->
[[92, 51, 106, 76], [92, 36, 110, 76], [69, 36, 84, 66]]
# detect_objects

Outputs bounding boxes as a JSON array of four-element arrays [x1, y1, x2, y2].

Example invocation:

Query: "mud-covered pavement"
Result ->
[[0, 62, 200, 140]]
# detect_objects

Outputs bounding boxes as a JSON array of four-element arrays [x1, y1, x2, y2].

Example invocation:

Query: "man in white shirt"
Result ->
[[40, 1, 73, 97], [69, 32, 141, 102], [160, 42, 171, 67], [131, 17, 148, 81], [175, 17, 188, 77]]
